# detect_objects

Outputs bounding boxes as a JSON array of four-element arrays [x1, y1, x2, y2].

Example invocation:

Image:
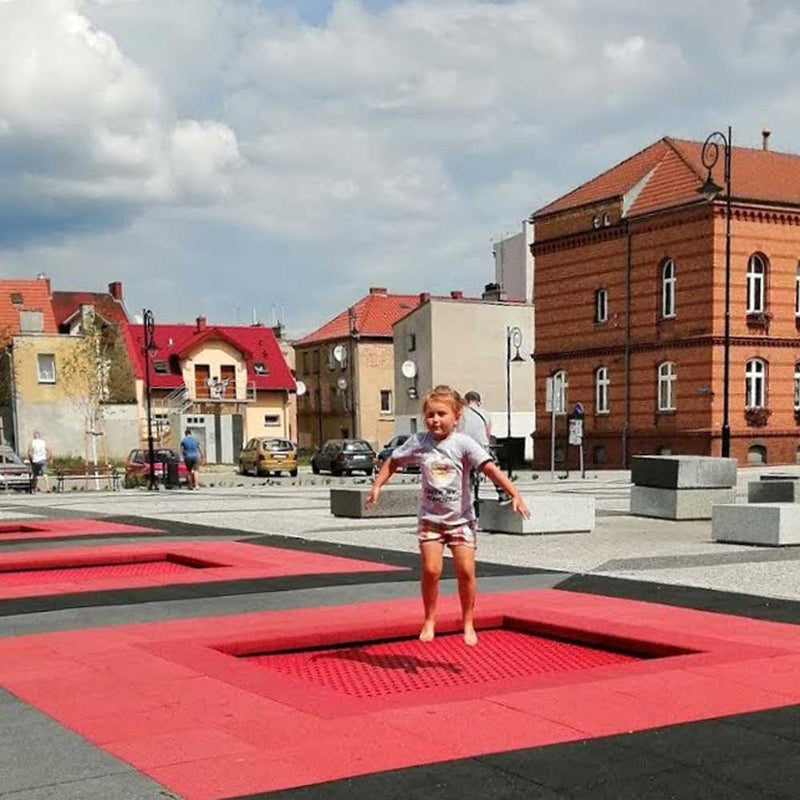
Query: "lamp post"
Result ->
[[506, 325, 525, 476], [699, 127, 733, 458], [142, 309, 158, 491]]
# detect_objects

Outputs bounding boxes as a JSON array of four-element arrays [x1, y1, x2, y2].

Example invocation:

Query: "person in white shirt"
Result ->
[[458, 391, 505, 510], [27, 431, 51, 492]]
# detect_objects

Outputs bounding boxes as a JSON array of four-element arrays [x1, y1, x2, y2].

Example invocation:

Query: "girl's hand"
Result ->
[[365, 486, 380, 508], [512, 495, 531, 519]]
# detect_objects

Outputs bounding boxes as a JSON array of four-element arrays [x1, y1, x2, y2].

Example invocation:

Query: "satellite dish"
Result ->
[[337, 377, 348, 390], [333, 345, 346, 363], [401, 360, 417, 379], [296, 380, 307, 397]]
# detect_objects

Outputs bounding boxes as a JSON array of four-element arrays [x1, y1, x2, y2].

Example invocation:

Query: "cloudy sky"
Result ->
[[1, 0, 799, 336]]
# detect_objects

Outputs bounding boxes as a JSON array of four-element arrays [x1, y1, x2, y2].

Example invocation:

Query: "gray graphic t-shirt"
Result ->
[[392, 432, 492, 526]]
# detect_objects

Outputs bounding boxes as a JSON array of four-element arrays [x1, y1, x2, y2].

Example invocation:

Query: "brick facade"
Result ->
[[534, 196, 800, 468]]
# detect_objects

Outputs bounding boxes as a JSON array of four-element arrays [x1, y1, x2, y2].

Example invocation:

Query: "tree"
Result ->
[[60, 309, 136, 467]]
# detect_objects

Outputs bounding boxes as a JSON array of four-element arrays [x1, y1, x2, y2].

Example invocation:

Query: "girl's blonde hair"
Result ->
[[422, 384, 464, 417]]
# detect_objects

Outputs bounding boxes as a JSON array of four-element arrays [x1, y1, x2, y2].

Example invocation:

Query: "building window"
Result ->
[[37, 354, 56, 384], [746, 253, 766, 313], [253, 362, 267, 375], [592, 445, 607, 464], [10, 292, 22, 305], [551, 370, 567, 414], [748, 444, 767, 464], [594, 288, 608, 323], [796, 265, 800, 317], [661, 259, 676, 318], [19, 310, 44, 333], [408, 333, 416, 352], [380, 389, 392, 414], [327, 346, 336, 370], [595, 367, 609, 413], [745, 358, 766, 408], [153, 360, 168, 373], [264, 414, 280, 426], [795, 363, 800, 411], [658, 361, 676, 411]]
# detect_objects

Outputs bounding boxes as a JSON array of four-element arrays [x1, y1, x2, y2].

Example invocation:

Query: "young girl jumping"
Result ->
[[366, 385, 530, 646]]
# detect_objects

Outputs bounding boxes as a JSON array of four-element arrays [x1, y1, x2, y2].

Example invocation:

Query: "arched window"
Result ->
[[795, 363, 800, 411], [745, 358, 766, 408], [595, 367, 610, 413], [748, 444, 767, 465], [746, 254, 766, 313], [661, 259, 676, 318], [551, 370, 567, 414], [594, 288, 608, 323], [658, 361, 676, 411]]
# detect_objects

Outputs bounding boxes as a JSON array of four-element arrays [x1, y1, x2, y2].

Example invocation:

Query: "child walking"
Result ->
[[366, 385, 530, 646]]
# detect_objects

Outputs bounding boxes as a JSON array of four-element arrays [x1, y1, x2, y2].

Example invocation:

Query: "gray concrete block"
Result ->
[[631, 455, 737, 489], [479, 495, 594, 534], [330, 486, 418, 518], [713, 503, 800, 546], [630, 485, 736, 520], [748, 480, 800, 504]]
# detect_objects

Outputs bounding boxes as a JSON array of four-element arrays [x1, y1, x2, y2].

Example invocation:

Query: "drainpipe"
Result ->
[[622, 219, 632, 469]]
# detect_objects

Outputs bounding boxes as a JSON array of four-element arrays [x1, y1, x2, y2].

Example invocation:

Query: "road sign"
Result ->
[[568, 418, 583, 445], [573, 401, 584, 418]]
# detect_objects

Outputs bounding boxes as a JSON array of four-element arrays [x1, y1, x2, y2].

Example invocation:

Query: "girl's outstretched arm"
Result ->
[[480, 461, 531, 518], [366, 457, 399, 507]]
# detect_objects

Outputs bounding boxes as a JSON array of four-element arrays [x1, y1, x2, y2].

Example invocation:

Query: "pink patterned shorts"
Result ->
[[417, 519, 477, 549]]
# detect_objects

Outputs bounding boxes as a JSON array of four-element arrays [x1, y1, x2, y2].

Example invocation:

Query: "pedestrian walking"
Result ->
[[27, 430, 51, 492], [180, 429, 203, 490]]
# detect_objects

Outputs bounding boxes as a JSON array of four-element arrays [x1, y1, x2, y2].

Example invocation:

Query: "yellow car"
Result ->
[[239, 438, 298, 477]]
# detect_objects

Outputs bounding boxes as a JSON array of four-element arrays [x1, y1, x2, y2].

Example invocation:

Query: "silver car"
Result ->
[[0, 446, 32, 492]]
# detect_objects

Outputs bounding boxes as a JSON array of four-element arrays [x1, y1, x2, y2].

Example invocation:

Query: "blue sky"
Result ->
[[2, 0, 800, 336]]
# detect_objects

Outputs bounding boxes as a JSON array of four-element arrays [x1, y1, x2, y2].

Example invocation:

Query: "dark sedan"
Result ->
[[377, 434, 419, 472], [311, 439, 376, 476]]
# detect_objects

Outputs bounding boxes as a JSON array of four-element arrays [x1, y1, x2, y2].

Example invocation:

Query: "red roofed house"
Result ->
[[294, 287, 424, 451], [532, 131, 800, 468], [126, 316, 296, 464]]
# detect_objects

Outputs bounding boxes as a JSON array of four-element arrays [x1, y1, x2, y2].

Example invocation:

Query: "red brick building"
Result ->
[[533, 134, 800, 468]]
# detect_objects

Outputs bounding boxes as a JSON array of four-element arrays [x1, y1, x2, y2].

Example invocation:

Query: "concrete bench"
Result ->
[[631, 455, 737, 489], [330, 486, 418, 518], [630, 486, 736, 520], [479, 495, 594, 535], [748, 480, 800, 504], [713, 503, 800, 546]]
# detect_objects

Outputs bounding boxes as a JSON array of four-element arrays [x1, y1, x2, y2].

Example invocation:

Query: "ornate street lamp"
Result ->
[[699, 127, 733, 458], [142, 309, 158, 490], [505, 325, 525, 475]]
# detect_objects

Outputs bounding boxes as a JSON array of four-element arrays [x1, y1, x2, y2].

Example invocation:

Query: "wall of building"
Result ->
[[394, 304, 433, 433], [494, 221, 534, 303], [244, 393, 291, 441], [355, 340, 395, 450], [181, 341, 248, 400]]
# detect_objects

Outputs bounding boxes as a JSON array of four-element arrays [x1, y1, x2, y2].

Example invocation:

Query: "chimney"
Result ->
[[450, 290, 464, 300], [108, 281, 123, 302], [762, 126, 771, 151], [35, 272, 51, 296], [271, 322, 283, 340], [418, 292, 431, 304], [369, 286, 388, 295], [196, 315, 207, 333], [481, 282, 506, 302]]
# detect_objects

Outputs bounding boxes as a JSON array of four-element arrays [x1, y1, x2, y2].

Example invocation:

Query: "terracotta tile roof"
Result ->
[[296, 289, 422, 346], [51, 291, 130, 330], [126, 323, 295, 392], [0, 279, 57, 337], [534, 136, 800, 220]]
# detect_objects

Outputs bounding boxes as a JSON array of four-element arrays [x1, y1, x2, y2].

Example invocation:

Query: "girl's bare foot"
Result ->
[[463, 625, 478, 646], [419, 620, 435, 642]]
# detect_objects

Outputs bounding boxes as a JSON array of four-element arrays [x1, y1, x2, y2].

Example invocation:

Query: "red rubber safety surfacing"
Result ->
[[0, 541, 405, 598], [2, 590, 800, 800], [0, 519, 158, 541], [247, 628, 640, 697]]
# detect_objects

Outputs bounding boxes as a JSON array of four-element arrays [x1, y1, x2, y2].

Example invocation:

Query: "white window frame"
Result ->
[[37, 353, 56, 384], [658, 361, 676, 411], [747, 254, 766, 314], [595, 367, 610, 414], [595, 288, 608, 323], [661, 259, 676, 318], [380, 389, 393, 414], [745, 358, 766, 409], [552, 370, 568, 414], [264, 414, 281, 427], [795, 265, 800, 317], [794, 363, 800, 411]]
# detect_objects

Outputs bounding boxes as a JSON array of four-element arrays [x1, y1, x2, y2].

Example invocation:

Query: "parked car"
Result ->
[[124, 448, 188, 486], [311, 439, 376, 476], [0, 446, 32, 492], [239, 438, 298, 477], [377, 434, 419, 472]]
